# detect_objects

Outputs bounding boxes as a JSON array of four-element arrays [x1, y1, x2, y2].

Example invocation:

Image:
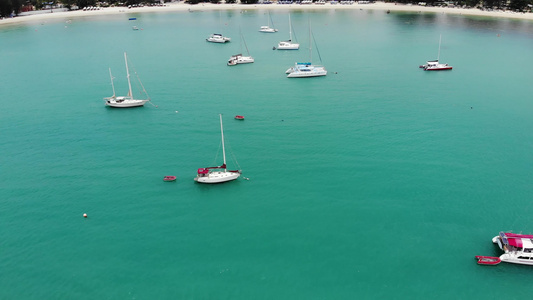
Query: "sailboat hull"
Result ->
[[260, 28, 278, 33], [105, 98, 149, 108], [194, 171, 241, 184], [287, 66, 327, 78], [228, 55, 254, 66], [104, 53, 151, 108], [277, 41, 299, 50], [207, 34, 231, 43]]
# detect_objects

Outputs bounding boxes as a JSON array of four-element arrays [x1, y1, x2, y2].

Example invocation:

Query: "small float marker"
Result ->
[[83, 213, 88, 218]]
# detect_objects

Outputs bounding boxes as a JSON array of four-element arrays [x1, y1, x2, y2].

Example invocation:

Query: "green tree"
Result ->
[[77, 0, 96, 8], [0, 0, 13, 17], [509, 0, 530, 11], [62, 0, 76, 9], [12, 0, 21, 14], [483, 0, 506, 9]]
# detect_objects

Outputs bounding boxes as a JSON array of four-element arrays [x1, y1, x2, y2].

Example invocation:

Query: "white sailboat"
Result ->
[[259, 11, 278, 33], [419, 34, 452, 71], [286, 19, 327, 78], [194, 114, 242, 184], [275, 14, 299, 50], [228, 31, 254, 66], [104, 52, 150, 108]]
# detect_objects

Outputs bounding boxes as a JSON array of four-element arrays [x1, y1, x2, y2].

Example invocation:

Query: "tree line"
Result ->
[[2, 0, 533, 18]]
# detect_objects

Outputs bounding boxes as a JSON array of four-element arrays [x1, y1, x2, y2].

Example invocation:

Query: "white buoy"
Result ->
[[83, 213, 87, 218]]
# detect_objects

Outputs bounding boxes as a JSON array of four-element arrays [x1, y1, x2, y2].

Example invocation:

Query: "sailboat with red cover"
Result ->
[[194, 114, 241, 184]]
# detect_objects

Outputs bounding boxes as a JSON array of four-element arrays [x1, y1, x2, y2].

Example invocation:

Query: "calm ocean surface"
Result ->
[[2, 7, 533, 299]]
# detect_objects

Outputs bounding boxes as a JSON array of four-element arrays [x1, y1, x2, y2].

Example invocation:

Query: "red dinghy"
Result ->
[[163, 176, 177, 182], [235, 115, 245, 120], [475, 255, 501, 265]]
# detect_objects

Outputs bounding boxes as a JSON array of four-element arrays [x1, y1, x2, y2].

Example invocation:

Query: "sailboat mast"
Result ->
[[309, 19, 312, 63], [437, 34, 442, 61], [124, 52, 133, 98], [108, 68, 116, 97], [289, 14, 293, 41], [219, 114, 227, 170]]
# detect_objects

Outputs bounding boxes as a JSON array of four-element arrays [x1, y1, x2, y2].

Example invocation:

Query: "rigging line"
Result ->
[[127, 54, 157, 107], [241, 29, 251, 56], [225, 139, 241, 170], [211, 140, 222, 166], [311, 30, 323, 64], [291, 20, 298, 43]]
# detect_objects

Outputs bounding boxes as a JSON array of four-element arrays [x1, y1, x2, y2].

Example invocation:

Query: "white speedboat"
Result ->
[[492, 232, 533, 265], [275, 14, 299, 50], [194, 114, 242, 184], [104, 52, 150, 108], [207, 33, 231, 43]]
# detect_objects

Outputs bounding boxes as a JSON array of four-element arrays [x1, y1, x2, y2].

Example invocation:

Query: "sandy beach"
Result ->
[[2, 1, 533, 26]]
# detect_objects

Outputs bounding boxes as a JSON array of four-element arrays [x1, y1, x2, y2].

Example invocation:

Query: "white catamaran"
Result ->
[[286, 19, 327, 78], [104, 52, 151, 108], [419, 34, 453, 71], [194, 114, 241, 184], [207, 12, 231, 43], [275, 14, 299, 50], [259, 11, 278, 33], [228, 31, 254, 66]]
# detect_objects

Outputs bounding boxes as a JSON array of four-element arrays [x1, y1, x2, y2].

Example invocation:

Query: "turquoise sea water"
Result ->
[[2, 7, 533, 299]]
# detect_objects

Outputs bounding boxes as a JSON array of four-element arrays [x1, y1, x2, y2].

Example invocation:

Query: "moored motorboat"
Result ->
[[163, 176, 177, 181], [235, 115, 245, 120], [475, 255, 501, 265]]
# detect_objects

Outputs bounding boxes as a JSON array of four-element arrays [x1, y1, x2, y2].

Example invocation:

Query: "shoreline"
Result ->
[[2, 1, 533, 26]]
